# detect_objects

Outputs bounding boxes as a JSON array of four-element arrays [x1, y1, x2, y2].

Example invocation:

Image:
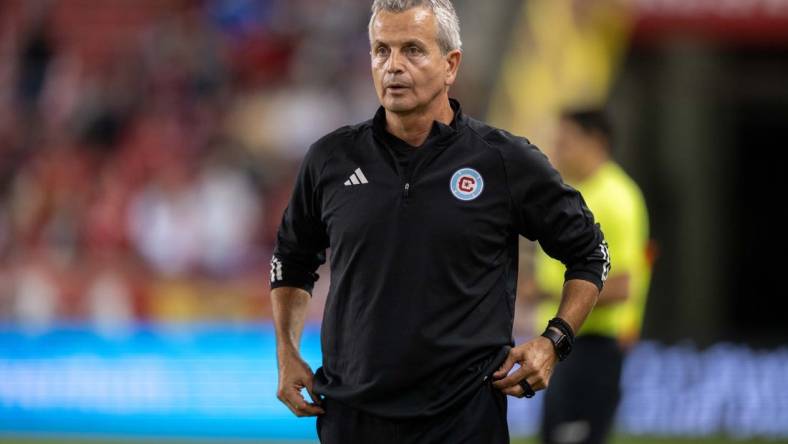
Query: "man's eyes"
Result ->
[[373, 46, 423, 57]]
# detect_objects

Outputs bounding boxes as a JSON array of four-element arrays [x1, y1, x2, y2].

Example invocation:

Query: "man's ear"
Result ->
[[445, 49, 462, 86]]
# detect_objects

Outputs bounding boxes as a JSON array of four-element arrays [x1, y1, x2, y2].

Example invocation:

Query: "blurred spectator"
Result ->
[[16, 7, 54, 109], [12, 254, 60, 333], [0, 0, 386, 326], [85, 267, 135, 337]]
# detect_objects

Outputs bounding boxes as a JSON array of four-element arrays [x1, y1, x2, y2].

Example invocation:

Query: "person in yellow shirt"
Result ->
[[533, 109, 651, 444]]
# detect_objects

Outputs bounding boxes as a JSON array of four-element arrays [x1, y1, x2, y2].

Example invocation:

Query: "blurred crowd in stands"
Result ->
[[0, 0, 379, 330]]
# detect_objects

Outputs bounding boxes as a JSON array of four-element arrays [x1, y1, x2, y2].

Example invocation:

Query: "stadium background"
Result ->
[[0, 0, 786, 443]]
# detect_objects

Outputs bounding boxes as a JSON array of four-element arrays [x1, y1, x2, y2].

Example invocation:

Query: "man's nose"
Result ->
[[385, 49, 404, 73]]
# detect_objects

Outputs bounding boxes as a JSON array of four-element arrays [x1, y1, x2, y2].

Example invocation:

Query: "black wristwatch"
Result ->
[[541, 317, 575, 361]]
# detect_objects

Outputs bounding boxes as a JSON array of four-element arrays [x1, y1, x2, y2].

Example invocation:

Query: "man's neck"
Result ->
[[385, 98, 454, 147]]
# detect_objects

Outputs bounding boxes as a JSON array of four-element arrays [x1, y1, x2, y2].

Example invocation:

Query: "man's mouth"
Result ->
[[386, 83, 409, 92]]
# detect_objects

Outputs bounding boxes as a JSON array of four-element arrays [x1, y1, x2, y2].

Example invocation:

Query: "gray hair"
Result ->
[[369, 0, 462, 55]]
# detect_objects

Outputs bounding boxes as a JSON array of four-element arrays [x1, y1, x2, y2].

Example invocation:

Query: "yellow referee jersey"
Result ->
[[535, 161, 650, 339]]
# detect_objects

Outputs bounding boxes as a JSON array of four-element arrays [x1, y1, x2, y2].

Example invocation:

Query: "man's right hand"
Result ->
[[276, 351, 325, 417]]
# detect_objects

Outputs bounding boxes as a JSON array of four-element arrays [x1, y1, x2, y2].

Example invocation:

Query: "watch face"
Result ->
[[542, 328, 572, 360], [555, 335, 571, 359]]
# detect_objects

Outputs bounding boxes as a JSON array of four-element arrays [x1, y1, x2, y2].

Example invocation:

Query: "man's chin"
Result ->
[[382, 99, 417, 114]]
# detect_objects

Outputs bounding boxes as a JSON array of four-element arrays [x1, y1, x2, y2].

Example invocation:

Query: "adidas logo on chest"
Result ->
[[344, 168, 369, 186]]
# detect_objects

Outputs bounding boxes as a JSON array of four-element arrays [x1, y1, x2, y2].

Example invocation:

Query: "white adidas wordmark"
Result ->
[[344, 168, 369, 186]]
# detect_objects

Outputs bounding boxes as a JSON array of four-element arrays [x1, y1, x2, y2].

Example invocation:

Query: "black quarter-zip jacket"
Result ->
[[271, 99, 610, 418]]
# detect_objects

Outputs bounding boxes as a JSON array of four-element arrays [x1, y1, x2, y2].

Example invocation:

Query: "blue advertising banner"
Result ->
[[1, 324, 786, 440], [0, 323, 322, 440]]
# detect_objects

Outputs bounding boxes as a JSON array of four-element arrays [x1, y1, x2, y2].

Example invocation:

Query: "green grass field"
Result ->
[[0, 436, 784, 444]]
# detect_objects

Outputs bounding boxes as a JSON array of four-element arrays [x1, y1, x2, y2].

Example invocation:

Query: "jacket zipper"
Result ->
[[402, 145, 446, 201]]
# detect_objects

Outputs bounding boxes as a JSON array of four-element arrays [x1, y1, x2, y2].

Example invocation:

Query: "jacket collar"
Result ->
[[372, 98, 465, 151]]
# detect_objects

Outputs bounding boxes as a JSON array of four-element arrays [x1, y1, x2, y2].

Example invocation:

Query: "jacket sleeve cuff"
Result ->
[[270, 279, 315, 296], [269, 256, 319, 296], [564, 269, 604, 292]]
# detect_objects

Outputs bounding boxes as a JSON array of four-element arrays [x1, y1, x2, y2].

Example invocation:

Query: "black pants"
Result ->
[[316, 378, 509, 444], [540, 335, 623, 444]]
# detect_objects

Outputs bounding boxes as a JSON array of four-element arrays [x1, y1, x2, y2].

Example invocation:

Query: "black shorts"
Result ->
[[540, 335, 623, 444], [316, 378, 509, 444]]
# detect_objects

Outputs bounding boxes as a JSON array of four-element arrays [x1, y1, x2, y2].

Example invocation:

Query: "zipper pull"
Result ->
[[403, 182, 410, 198]]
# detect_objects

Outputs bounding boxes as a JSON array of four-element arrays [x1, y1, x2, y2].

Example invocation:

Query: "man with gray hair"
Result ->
[[271, 1, 609, 442]]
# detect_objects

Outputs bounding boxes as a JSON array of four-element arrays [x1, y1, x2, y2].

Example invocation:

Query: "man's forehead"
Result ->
[[371, 7, 437, 42]]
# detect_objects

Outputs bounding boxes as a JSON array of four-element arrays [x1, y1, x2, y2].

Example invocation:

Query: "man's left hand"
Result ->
[[491, 336, 557, 397]]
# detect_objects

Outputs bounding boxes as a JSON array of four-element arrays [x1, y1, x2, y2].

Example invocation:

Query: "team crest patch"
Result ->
[[450, 168, 484, 201]]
